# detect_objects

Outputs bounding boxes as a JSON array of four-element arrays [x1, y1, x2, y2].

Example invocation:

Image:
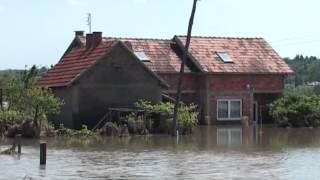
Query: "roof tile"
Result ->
[[177, 36, 293, 74], [37, 41, 115, 87]]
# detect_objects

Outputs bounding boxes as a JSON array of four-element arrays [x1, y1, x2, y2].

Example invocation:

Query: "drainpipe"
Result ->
[[246, 84, 255, 125], [204, 76, 210, 125], [250, 87, 254, 125]]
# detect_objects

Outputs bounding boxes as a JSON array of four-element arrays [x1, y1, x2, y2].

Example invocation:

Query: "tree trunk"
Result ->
[[172, 0, 198, 136], [33, 104, 39, 127]]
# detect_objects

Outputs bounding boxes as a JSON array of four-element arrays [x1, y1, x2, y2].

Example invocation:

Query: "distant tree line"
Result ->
[[284, 55, 320, 85], [0, 65, 48, 82]]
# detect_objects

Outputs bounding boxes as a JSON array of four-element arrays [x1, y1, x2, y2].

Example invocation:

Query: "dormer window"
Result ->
[[134, 50, 150, 62], [216, 51, 233, 63]]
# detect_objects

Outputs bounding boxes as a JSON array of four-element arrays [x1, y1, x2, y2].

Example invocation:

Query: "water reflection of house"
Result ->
[[38, 31, 293, 128], [217, 128, 242, 145]]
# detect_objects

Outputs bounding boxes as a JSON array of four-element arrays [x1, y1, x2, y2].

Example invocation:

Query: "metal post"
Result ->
[[40, 142, 47, 165]]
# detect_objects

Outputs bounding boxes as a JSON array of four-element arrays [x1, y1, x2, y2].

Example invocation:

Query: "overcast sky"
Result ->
[[0, 0, 320, 69]]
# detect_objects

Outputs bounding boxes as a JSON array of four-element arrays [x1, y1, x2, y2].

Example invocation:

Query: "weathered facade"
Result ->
[[39, 31, 293, 128], [39, 32, 166, 128]]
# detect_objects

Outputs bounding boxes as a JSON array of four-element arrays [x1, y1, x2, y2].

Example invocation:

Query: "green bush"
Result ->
[[269, 92, 320, 127], [135, 100, 199, 133], [135, 100, 173, 115], [0, 66, 63, 128], [56, 124, 93, 137]]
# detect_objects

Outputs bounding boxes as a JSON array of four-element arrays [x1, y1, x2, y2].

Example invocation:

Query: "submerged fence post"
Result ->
[[40, 142, 47, 165]]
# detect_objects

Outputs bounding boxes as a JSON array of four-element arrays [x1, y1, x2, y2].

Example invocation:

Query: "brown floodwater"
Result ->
[[1, 125, 320, 180]]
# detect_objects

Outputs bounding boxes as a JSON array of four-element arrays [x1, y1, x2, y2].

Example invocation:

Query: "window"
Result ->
[[217, 99, 242, 120], [216, 51, 233, 63], [134, 50, 150, 61]]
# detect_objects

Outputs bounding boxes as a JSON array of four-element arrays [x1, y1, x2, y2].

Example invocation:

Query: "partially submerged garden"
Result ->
[[270, 84, 320, 128], [0, 66, 199, 140]]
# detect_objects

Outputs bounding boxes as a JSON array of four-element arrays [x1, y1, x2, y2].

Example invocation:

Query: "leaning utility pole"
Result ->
[[172, 0, 198, 136]]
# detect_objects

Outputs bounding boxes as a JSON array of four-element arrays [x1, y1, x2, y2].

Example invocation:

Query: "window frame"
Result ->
[[133, 50, 150, 62], [216, 51, 233, 63], [217, 99, 242, 120]]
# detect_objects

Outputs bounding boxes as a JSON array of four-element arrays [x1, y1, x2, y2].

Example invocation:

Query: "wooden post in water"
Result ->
[[16, 134, 22, 154], [40, 142, 47, 165]]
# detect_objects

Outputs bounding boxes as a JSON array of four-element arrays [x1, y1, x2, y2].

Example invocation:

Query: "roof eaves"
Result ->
[[262, 39, 295, 74], [204, 71, 294, 75]]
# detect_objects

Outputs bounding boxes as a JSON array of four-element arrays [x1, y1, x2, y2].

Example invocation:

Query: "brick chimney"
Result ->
[[86, 33, 93, 49], [75, 30, 84, 37], [92, 32, 102, 47]]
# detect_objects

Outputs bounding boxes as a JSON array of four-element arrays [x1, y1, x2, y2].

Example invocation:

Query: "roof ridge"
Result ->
[[102, 36, 171, 41], [176, 35, 264, 40]]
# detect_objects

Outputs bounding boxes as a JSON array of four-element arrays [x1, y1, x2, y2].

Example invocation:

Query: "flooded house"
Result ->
[[38, 31, 293, 128]]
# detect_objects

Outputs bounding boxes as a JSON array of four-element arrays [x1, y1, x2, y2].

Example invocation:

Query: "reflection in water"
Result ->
[[1, 126, 320, 179], [217, 127, 242, 145]]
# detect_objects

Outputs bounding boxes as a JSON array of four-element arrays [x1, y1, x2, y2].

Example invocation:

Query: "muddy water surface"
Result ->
[[1, 126, 320, 180]]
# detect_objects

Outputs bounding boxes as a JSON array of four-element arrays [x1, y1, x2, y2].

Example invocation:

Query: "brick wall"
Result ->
[[207, 74, 285, 124], [158, 73, 199, 91], [157, 73, 285, 125], [208, 74, 284, 91]]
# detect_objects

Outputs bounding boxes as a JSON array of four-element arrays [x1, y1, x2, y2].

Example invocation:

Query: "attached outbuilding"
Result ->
[[38, 32, 167, 128]]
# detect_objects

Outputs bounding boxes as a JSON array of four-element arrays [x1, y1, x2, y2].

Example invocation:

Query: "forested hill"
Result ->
[[284, 55, 320, 85], [0, 66, 48, 82]]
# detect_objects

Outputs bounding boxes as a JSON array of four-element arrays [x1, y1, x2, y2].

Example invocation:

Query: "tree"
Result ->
[[308, 60, 320, 82], [284, 55, 320, 86], [172, 0, 198, 136], [0, 66, 62, 129]]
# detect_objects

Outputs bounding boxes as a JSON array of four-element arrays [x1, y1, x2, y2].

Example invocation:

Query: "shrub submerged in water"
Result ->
[[135, 100, 199, 134], [56, 124, 93, 137], [269, 92, 320, 127]]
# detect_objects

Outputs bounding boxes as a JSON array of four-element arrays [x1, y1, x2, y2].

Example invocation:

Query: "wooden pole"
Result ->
[[40, 142, 47, 165], [172, 0, 198, 136]]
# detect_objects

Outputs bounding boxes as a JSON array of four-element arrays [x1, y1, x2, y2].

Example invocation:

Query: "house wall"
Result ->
[[51, 87, 74, 128], [73, 44, 163, 128], [159, 73, 198, 91], [158, 73, 209, 124], [207, 74, 285, 124], [158, 73, 285, 125], [254, 93, 282, 124], [158, 73, 210, 125], [208, 74, 284, 91], [158, 73, 202, 104]]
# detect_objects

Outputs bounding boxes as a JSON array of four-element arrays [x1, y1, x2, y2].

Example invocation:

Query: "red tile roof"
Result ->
[[78, 36, 191, 73], [39, 34, 293, 88], [38, 41, 116, 87], [177, 36, 293, 74]]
